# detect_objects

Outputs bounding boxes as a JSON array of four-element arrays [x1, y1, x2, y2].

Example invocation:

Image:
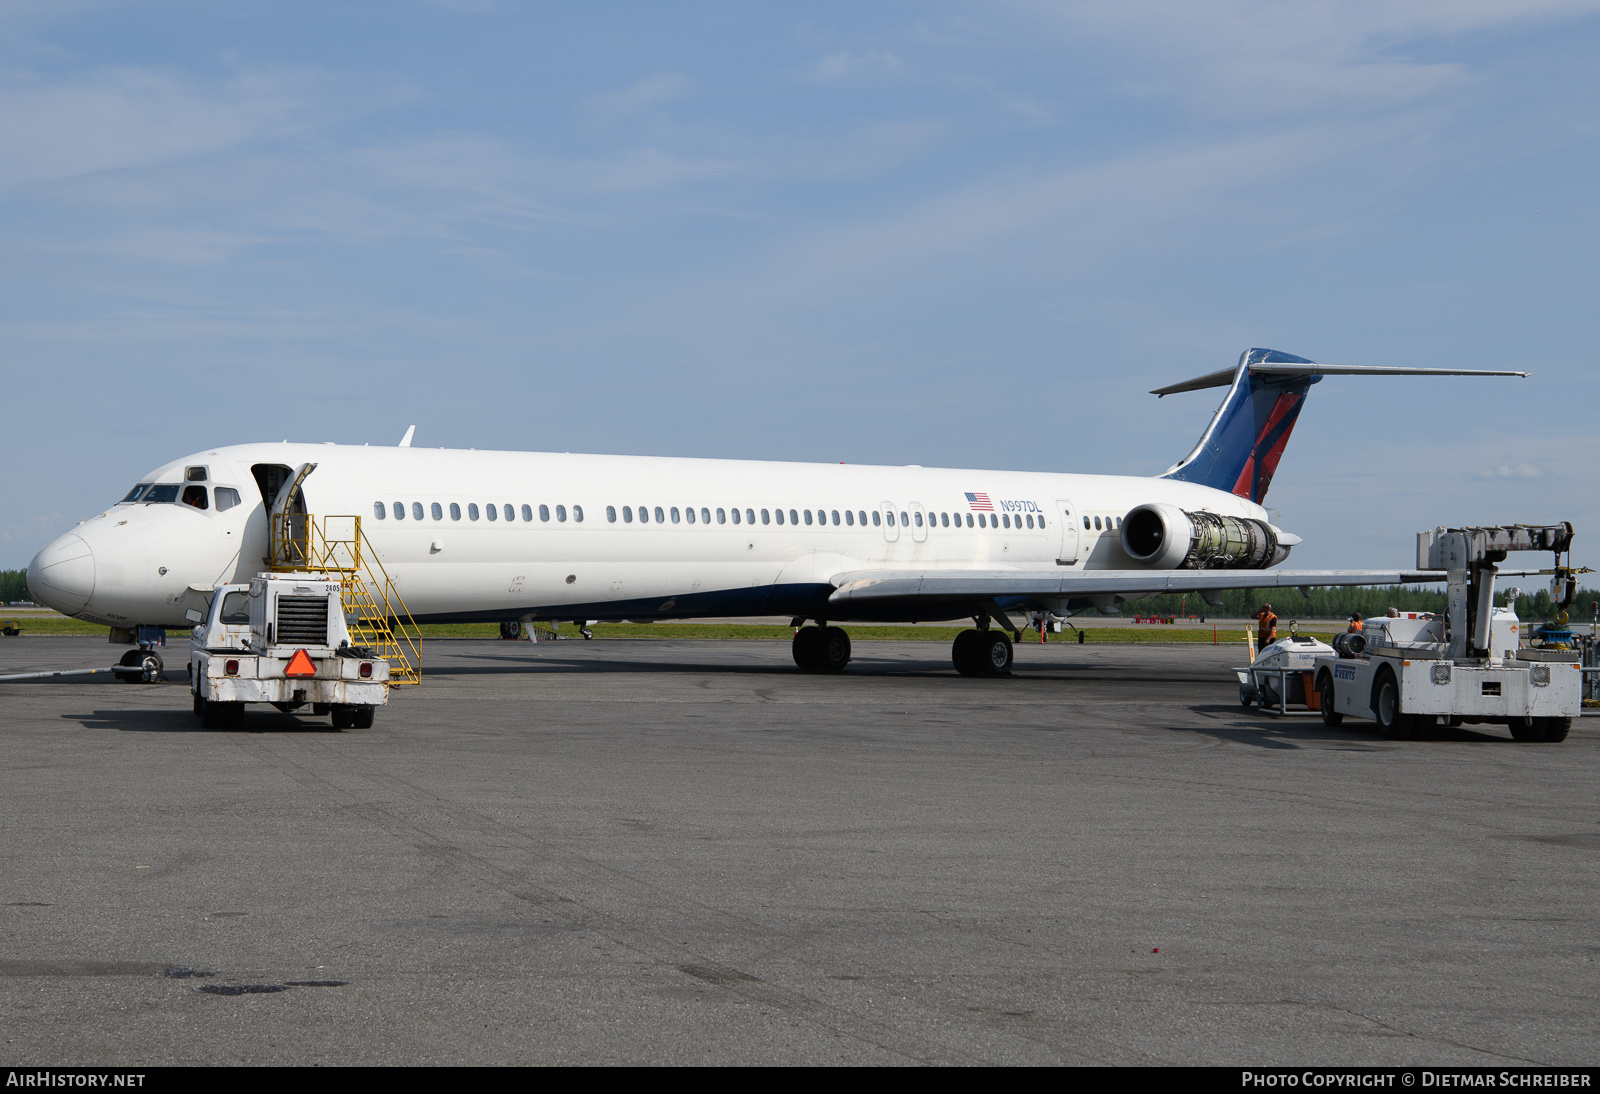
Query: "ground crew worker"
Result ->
[[1347, 612, 1364, 633], [1255, 603, 1278, 646]]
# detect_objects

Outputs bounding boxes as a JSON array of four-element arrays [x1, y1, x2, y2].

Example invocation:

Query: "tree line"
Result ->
[[1126, 583, 1600, 623], [0, 569, 32, 604]]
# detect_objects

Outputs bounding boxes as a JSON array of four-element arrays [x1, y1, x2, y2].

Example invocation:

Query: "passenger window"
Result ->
[[522, 504, 533, 522], [790, 509, 799, 525], [540, 504, 550, 521], [607, 505, 617, 523], [965, 513, 973, 527], [1083, 516, 1091, 530], [831, 509, 840, 525], [500, 504, 510, 521], [858, 511, 867, 526], [180, 484, 208, 510], [1026, 514, 1034, 529], [556, 505, 567, 522], [215, 487, 241, 512], [393, 502, 405, 520], [374, 501, 386, 520], [638, 506, 648, 524], [450, 503, 461, 520], [1039, 515, 1045, 529], [468, 503, 480, 521], [716, 508, 725, 524], [729, 508, 738, 524], [845, 510, 854, 526], [748, 509, 756, 525], [185, 466, 208, 482], [901, 512, 910, 527], [914, 512, 923, 527], [872, 511, 881, 526], [803, 510, 812, 525], [701, 507, 710, 524], [486, 504, 497, 521], [761, 509, 770, 525], [686, 507, 696, 524], [623, 506, 633, 523], [219, 591, 250, 625], [431, 502, 442, 520], [413, 502, 424, 520], [775, 509, 785, 525], [670, 507, 680, 523], [574, 505, 583, 522], [654, 506, 664, 523], [1094, 516, 1101, 530]]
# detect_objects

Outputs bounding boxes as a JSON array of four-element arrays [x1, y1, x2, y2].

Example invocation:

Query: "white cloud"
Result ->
[[585, 74, 690, 118], [1476, 462, 1546, 480], [812, 50, 904, 87], [1015, 0, 1600, 118], [0, 67, 311, 189]]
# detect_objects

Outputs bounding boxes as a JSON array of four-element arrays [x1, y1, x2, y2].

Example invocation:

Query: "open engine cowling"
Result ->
[[1119, 502, 1283, 570]]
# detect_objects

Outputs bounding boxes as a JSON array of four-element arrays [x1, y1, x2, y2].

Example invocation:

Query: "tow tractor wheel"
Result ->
[[192, 691, 204, 718], [199, 697, 226, 730], [1318, 673, 1343, 727], [1373, 673, 1413, 740], [1510, 716, 1569, 743], [353, 706, 375, 730], [791, 626, 822, 671], [331, 706, 357, 730], [1238, 685, 1253, 709]]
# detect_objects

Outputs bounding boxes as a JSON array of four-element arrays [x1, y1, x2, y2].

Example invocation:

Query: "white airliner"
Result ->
[[26, 349, 1523, 675]]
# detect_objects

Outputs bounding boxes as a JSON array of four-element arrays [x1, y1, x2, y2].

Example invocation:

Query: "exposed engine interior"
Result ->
[[1120, 502, 1283, 569]]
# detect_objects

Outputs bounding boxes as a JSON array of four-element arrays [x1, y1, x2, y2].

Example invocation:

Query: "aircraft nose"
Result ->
[[28, 533, 96, 614]]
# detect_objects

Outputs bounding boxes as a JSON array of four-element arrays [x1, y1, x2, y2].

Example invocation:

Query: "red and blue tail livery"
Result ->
[[1159, 348, 1319, 504]]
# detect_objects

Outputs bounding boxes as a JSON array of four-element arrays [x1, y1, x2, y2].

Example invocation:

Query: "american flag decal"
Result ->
[[964, 492, 993, 511]]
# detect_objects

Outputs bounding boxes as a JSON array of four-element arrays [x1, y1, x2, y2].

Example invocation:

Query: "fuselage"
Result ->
[[27, 442, 1276, 629]]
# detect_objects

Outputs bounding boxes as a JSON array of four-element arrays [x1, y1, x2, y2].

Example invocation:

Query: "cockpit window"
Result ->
[[219, 592, 250, 625], [215, 487, 242, 512], [122, 484, 151, 502], [143, 484, 182, 504], [181, 485, 208, 510]]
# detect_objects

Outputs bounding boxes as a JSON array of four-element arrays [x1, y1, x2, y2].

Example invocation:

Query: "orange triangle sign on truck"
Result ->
[[285, 649, 317, 677]]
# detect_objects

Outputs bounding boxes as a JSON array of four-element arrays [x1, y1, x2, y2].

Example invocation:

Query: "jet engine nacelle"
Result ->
[[1120, 502, 1286, 570]]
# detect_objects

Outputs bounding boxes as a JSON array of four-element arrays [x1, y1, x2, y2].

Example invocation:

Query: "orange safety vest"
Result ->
[[1348, 619, 1364, 632], [1256, 610, 1277, 637]]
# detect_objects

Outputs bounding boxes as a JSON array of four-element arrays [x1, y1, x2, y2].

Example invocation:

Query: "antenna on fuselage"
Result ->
[[398, 425, 415, 448]]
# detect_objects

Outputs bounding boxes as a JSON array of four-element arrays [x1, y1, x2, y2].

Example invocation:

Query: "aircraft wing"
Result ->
[[828, 568, 1443, 606]]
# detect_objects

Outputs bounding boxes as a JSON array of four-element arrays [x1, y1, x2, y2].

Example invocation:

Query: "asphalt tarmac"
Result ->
[[1, 636, 1595, 1066]]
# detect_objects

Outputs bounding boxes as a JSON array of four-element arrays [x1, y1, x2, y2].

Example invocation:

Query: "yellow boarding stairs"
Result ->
[[266, 512, 422, 684]]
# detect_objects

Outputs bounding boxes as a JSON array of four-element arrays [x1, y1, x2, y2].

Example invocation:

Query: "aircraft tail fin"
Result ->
[[1155, 349, 1527, 504]]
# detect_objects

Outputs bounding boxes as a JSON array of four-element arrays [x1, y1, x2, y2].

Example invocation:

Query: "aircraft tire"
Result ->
[[982, 630, 1014, 676], [952, 630, 984, 676], [353, 706, 375, 730], [816, 627, 851, 672], [1318, 673, 1342, 726], [115, 648, 145, 684], [792, 627, 822, 671]]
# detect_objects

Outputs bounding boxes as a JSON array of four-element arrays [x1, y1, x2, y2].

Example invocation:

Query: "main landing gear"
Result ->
[[952, 627, 1013, 676], [792, 624, 852, 672]]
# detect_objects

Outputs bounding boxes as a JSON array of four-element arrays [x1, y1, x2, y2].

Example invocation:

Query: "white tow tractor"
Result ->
[[187, 573, 390, 729], [1311, 523, 1583, 742]]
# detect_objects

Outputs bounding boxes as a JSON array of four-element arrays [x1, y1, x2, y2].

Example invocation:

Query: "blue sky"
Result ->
[[4, 1, 1599, 571]]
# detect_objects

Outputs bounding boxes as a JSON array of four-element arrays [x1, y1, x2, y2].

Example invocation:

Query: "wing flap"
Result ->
[[828, 568, 1443, 605]]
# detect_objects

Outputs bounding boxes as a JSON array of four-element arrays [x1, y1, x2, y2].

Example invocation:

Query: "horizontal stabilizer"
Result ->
[[1152, 362, 1528, 396]]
